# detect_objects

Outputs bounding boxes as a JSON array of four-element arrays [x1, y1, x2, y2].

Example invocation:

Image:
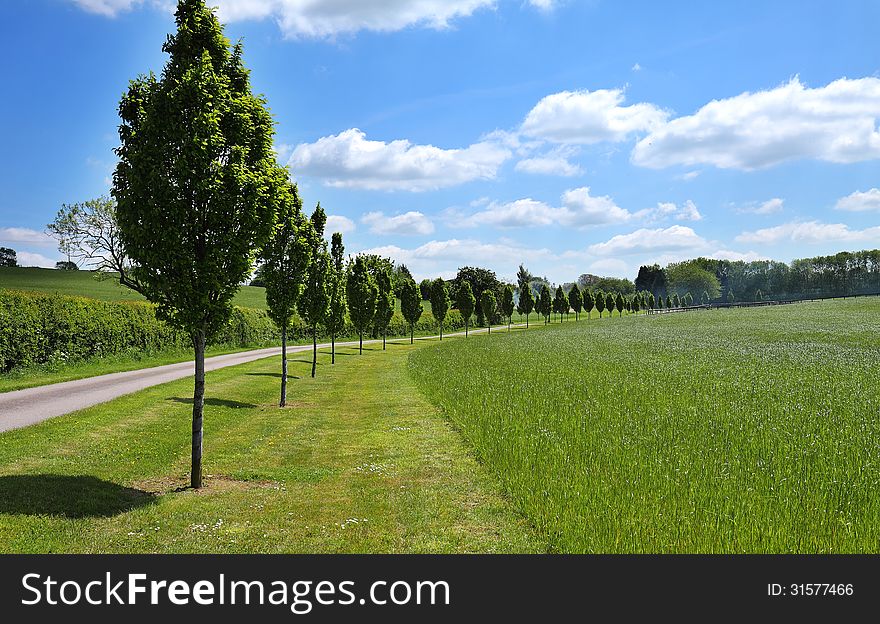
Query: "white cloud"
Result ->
[[631, 63, 642, 72], [289, 128, 510, 191], [754, 198, 784, 215], [633, 77, 880, 170], [215, 0, 497, 38], [515, 154, 583, 177], [458, 187, 633, 229], [710, 249, 770, 262], [325, 214, 356, 234], [588, 225, 708, 256], [588, 258, 629, 276], [641, 200, 702, 222], [15, 251, 61, 268], [677, 170, 700, 181], [521, 88, 669, 145], [528, 0, 558, 10], [361, 237, 551, 281], [71, 0, 143, 17], [361, 211, 435, 235], [0, 227, 55, 247], [835, 188, 880, 212], [736, 220, 880, 245]]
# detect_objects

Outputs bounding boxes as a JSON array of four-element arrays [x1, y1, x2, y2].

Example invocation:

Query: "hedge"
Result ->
[[0, 289, 466, 373]]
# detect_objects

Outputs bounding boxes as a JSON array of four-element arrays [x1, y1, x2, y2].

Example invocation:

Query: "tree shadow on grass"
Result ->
[[166, 397, 257, 409], [245, 372, 299, 380], [0, 474, 156, 518]]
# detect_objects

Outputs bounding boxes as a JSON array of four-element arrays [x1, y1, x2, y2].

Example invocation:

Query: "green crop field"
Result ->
[[0, 267, 269, 309], [409, 298, 880, 553]]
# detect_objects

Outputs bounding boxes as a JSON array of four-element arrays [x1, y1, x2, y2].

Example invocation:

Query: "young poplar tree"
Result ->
[[595, 289, 606, 318], [299, 206, 331, 379], [113, 0, 279, 488], [260, 182, 311, 406], [648, 292, 655, 310], [400, 279, 423, 344], [480, 290, 497, 335], [666, 295, 673, 309], [455, 281, 476, 337], [373, 266, 395, 350], [701, 290, 710, 304], [583, 289, 594, 320], [554, 286, 568, 322], [568, 284, 582, 321], [539, 285, 552, 324], [632, 295, 641, 315], [672, 293, 680, 308], [501, 285, 515, 331], [326, 232, 347, 364], [347, 256, 377, 354], [606, 293, 616, 318], [615, 292, 625, 317], [517, 285, 534, 328], [430, 278, 450, 340]]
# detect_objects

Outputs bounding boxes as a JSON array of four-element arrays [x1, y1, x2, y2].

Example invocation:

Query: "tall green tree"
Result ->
[[260, 183, 310, 406], [0, 248, 16, 267], [431, 278, 450, 340], [615, 292, 625, 317], [648, 292, 655, 310], [553, 286, 569, 322], [419, 278, 432, 300], [480, 290, 497, 335], [400, 279, 423, 344], [299, 206, 331, 379], [113, 0, 279, 488], [595, 289, 606, 318], [347, 256, 377, 354], [568, 284, 583, 321], [373, 265, 395, 350], [671, 293, 680, 308], [583, 289, 594, 320], [517, 284, 534, 328], [455, 280, 476, 337], [501, 285, 515, 331], [326, 232, 347, 364], [606, 292, 616, 318], [539, 285, 552, 324]]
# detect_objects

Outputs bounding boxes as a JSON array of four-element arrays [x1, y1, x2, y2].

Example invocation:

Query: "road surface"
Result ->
[[0, 323, 523, 433]]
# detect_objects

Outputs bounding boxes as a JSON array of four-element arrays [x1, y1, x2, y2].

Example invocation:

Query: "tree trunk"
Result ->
[[359, 332, 363, 354], [280, 326, 287, 407], [526, 313, 529, 328], [440, 323, 443, 341], [383, 329, 386, 350], [331, 332, 335, 365], [191, 329, 206, 489], [311, 326, 317, 378], [465, 319, 469, 337], [410, 325, 414, 344]]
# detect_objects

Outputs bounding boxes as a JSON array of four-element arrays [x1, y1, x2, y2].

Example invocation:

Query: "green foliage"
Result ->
[[113, 0, 279, 340], [591, 276, 635, 295], [260, 183, 311, 333], [605, 292, 615, 318], [615, 292, 624, 316], [325, 233, 347, 341], [419, 279, 432, 300], [479, 290, 496, 332], [568, 284, 582, 319], [501, 285, 515, 326], [0, 248, 15, 267], [648, 293, 655, 309], [516, 282, 534, 323], [553, 286, 568, 320], [55, 261, 78, 271], [582, 289, 594, 319], [667, 262, 721, 301], [634, 264, 667, 298], [455, 281, 476, 334], [373, 264, 396, 339], [727, 290, 736, 303], [399, 279, 423, 341], [0, 289, 277, 373], [346, 256, 377, 349], [538, 285, 552, 323], [671, 293, 680, 308], [594, 289, 606, 317], [452, 266, 502, 326], [430, 278, 451, 338]]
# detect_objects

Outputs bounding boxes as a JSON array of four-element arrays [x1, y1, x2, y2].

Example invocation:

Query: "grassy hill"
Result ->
[[0, 266, 268, 309]]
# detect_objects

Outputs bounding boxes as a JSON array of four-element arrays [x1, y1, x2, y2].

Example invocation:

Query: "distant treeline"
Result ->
[[636, 249, 880, 302]]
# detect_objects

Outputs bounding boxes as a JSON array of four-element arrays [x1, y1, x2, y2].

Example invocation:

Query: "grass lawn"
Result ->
[[0, 340, 539, 553], [0, 266, 268, 309], [410, 298, 880, 553]]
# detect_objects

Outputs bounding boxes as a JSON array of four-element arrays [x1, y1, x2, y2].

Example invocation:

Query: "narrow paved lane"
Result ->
[[0, 323, 525, 433]]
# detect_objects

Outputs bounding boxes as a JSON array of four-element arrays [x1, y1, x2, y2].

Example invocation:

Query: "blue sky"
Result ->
[[1, 0, 879, 283]]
